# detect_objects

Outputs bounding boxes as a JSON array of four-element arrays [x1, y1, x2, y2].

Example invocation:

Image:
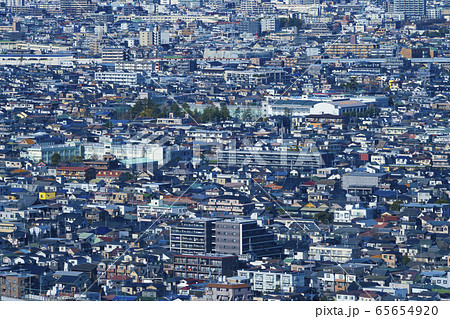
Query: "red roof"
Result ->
[[373, 222, 389, 228], [375, 216, 399, 223], [101, 295, 116, 301]]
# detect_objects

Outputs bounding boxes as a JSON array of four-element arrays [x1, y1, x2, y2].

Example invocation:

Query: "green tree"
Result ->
[[234, 107, 241, 120], [219, 104, 230, 121], [192, 109, 200, 122], [128, 99, 164, 119], [314, 211, 333, 224], [279, 17, 303, 29], [243, 108, 252, 121], [402, 255, 411, 265], [388, 96, 394, 107], [341, 77, 358, 92], [390, 200, 402, 211], [284, 107, 292, 117], [168, 103, 182, 117], [51, 153, 61, 166], [181, 102, 192, 116], [363, 107, 380, 117], [68, 156, 83, 163]]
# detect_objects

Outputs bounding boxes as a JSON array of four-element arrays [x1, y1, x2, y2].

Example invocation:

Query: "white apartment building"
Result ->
[[261, 18, 279, 32], [308, 245, 359, 263], [94, 72, 143, 86], [237, 270, 305, 293], [83, 142, 167, 167]]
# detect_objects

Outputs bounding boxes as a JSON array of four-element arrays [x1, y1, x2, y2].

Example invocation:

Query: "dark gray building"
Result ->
[[215, 219, 282, 258], [169, 218, 220, 254], [238, 20, 261, 35]]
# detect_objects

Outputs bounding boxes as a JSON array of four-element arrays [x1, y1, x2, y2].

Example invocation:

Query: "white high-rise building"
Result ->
[[6, 0, 24, 7], [261, 18, 280, 32], [393, 0, 426, 17]]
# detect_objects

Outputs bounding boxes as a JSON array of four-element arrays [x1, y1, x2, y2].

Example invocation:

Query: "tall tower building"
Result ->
[[139, 27, 161, 47]]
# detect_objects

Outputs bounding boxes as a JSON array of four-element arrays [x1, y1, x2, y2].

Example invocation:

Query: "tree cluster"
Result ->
[[127, 99, 231, 123], [279, 17, 303, 29]]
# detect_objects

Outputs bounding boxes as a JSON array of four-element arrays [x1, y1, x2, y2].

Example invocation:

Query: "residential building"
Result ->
[[237, 270, 305, 293], [173, 253, 239, 280]]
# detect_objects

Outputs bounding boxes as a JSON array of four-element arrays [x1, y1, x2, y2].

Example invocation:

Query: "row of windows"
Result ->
[[216, 232, 237, 236], [216, 225, 237, 229], [217, 238, 237, 242], [432, 280, 448, 285]]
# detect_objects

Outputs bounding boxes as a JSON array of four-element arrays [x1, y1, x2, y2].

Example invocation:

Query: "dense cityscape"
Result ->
[[0, 0, 448, 302]]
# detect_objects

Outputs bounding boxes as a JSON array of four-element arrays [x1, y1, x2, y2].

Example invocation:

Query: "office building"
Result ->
[[238, 20, 261, 35], [215, 219, 282, 258]]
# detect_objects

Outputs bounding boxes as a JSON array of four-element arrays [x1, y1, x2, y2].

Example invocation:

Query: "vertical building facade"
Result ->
[[214, 219, 282, 258], [173, 253, 239, 280], [393, 0, 426, 18], [60, 0, 96, 15], [169, 218, 219, 254]]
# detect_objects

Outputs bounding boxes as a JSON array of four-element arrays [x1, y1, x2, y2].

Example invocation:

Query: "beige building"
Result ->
[[204, 283, 253, 301], [325, 43, 378, 58]]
